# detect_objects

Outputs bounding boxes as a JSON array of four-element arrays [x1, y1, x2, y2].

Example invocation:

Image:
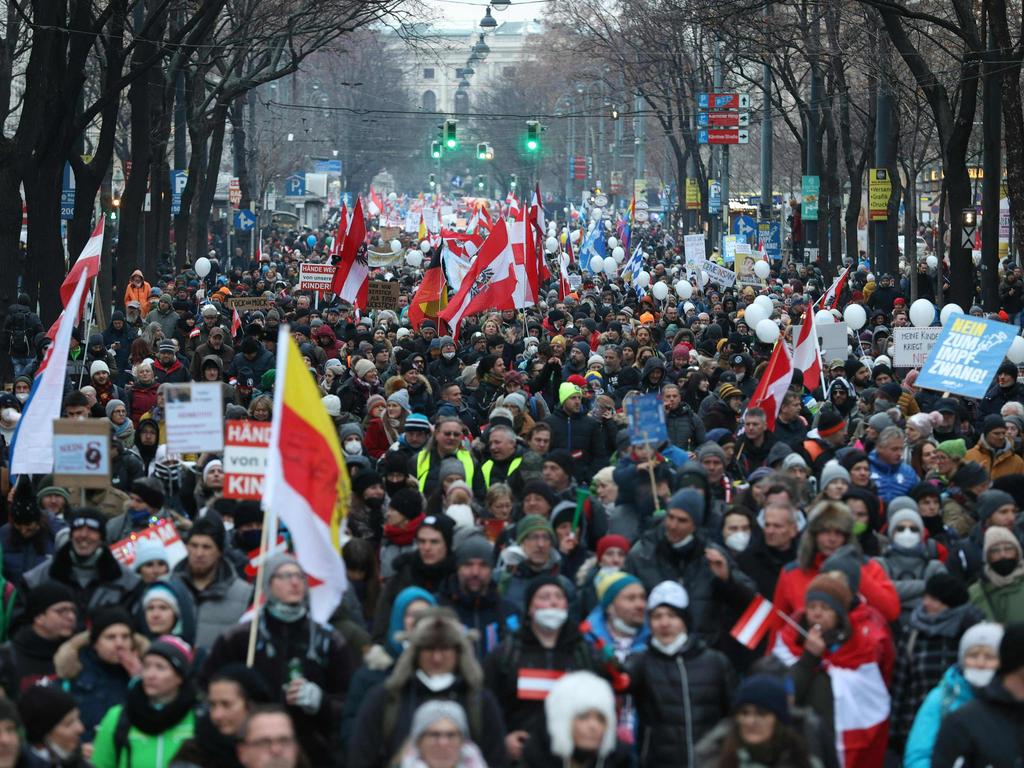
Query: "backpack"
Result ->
[[6, 311, 28, 355]]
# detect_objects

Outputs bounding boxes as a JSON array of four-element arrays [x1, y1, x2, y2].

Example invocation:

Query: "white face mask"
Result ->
[[610, 615, 640, 637], [651, 633, 688, 656], [533, 608, 568, 631], [442, 351, 456, 360], [14, 393, 27, 403], [893, 530, 921, 549], [415, 669, 456, 692], [672, 534, 694, 550], [725, 531, 751, 552], [963, 667, 996, 688], [343, 440, 362, 456]]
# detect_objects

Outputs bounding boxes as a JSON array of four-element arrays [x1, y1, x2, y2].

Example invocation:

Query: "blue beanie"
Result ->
[[596, 571, 642, 610], [667, 488, 705, 528]]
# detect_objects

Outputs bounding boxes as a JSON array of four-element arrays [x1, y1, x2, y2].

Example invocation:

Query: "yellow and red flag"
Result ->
[[264, 325, 349, 622], [408, 246, 448, 331]]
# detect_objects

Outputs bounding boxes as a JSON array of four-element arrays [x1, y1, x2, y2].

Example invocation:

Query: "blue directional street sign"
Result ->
[[313, 159, 342, 173], [758, 221, 782, 260], [284, 173, 306, 197], [234, 209, 256, 232], [733, 214, 757, 243], [60, 162, 75, 220], [450, 175, 463, 189]]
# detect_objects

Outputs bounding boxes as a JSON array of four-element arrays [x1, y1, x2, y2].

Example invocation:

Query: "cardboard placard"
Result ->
[[52, 419, 111, 489], [298, 262, 335, 292], [223, 420, 271, 500], [893, 326, 943, 369], [366, 280, 400, 310], [165, 383, 224, 453], [379, 226, 401, 242], [791, 322, 850, 365], [226, 296, 272, 311], [110, 520, 188, 569]]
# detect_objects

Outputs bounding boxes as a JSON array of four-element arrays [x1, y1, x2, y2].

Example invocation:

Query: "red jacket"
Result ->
[[772, 552, 900, 625]]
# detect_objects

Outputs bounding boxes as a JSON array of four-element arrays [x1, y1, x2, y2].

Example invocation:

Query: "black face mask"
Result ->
[[991, 558, 1019, 577], [922, 515, 944, 535], [364, 496, 385, 511], [238, 528, 263, 551], [385, 482, 407, 498]]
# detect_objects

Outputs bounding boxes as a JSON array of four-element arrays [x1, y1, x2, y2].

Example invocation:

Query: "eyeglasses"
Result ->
[[271, 571, 305, 582], [245, 736, 296, 750]]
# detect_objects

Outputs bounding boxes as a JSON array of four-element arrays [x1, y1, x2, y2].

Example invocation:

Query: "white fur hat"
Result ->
[[544, 671, 617, 759]]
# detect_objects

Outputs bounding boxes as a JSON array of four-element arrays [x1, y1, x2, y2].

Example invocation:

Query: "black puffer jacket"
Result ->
[[628, 636, 736, 768], [625, 530, 756, 650], [932, 679, 1024, 767], [543, 407, 607, 481], [664, 403, 705, 451]]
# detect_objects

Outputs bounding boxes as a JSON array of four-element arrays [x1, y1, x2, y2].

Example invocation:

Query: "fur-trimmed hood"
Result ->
[[798, 501, 856, 570], [385, 607, 482, 693], [544, 671, 617, 759], [54, 630, 150, 680]]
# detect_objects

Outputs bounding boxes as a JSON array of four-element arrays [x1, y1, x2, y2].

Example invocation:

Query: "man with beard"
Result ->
[[437, 534, 517, 662]]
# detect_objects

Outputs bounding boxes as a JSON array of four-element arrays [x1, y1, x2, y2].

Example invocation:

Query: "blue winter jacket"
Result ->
[[903, 664, 975, 768], [868, 449, 920, 502], [584, 604, 650, 659]]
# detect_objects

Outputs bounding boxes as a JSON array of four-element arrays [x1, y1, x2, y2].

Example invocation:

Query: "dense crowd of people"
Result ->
[[0, 220, 1023, 768]]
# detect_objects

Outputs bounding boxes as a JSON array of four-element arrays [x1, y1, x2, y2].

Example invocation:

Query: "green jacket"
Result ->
[[969, 575, 1024, 624], [91, 704, 195, 768]]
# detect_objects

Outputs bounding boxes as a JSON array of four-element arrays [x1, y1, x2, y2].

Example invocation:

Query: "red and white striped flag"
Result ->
[[792, 301, 823, 391], [730, 594, 784, 649], [330, 197, 369, 307], [231, 307, 242, 338], [817, 264, 852, 310], [746, 339, 794, 430], [438, 218, 517, 339], [516, 668, 564, 700], [558, 254, 571, 301]]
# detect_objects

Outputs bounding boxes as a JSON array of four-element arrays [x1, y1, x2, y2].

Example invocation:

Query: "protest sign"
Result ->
[[722, 235, 737, 264], [366, 280, 400, 310], [916, 314, 1018, 398], [683, 234, 706, 271], [110, 520, 187, 569], [893, 326, 943, 368], [298, 263, 335, 292], [224, 420, 271, 500], [791, 322, 849, 364], [165, 383, 224, 453], [703, 260, 737, 289], [52, 419, 110, 489], [226, 296, 272, 311], [626, 393, 668, 446]]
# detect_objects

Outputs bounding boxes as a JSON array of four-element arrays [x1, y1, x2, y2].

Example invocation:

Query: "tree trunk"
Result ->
[[231, 93, 252, 210], [192, 101, 228, 261]]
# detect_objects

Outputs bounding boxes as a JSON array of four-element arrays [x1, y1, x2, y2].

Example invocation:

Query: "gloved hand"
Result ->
[[288, 679, 323, 714]]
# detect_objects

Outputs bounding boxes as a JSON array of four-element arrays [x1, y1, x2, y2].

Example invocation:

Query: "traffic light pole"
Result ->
[[714, 40, 729, 251], [981, 20, 1002, 309], [566, 110, 576, 205]]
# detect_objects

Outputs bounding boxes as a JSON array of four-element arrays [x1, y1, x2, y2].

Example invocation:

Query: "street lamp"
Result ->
[[472, 34, 490, 57], [463, 62, 476, 76], [458, 77, 471, 89], [480, 5, 497, 28], [492, 0, 511, 9]]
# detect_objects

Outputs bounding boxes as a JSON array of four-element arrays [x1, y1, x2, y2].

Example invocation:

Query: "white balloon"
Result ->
[[388, 192, 398, 201], [636, 270, 651, 288], [676, 281, 692, 300], [652, 281, 669, 301], [743, 303, 768, 327], [754, 295, 773, 312], [1008, 336, 1024, 364], [389, 239, 402, 254], [419, 240, 431, 253], [940, 303, 964, 326], [591, 207, 603, 220], [843, 303, 867, 330], [545, 236, 559, 254], [814, 309, 834, 325], [612, 246, 625, 263], [700, 271, 710, 286], [607, 236, 619, 249], [926, 255, 938, 269], [683, 301, 696, 314], [756, 318, 780, 343], [194, 257, 211, 278], [909, 298, 935, 327], [603, 256, 618, 276], [571, 229, 582, 243], [405, 251, 423, 268], [753, 260, 771, 280]]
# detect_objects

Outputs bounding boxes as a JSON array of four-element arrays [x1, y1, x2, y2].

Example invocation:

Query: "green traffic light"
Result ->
[[526, 138, 538, 152], [446, 138, 457, 149]]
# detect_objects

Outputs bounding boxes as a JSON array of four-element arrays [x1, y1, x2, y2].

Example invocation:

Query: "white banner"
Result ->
[[165, 383, 224, 453], [703, 260, 737, 289], [893, 326, 943, 369]]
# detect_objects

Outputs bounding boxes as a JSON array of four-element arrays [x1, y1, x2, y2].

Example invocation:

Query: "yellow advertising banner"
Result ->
[[868, 168, 891, 222], [685, 178, 701, 210]]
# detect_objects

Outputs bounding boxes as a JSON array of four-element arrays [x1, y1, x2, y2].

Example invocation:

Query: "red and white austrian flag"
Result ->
[[731, 595, 784, 649], [516, 668, 564, 700]]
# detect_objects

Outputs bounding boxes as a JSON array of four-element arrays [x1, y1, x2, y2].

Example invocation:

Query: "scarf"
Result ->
[[907, 602, 975, 638], [984, 557, 1024, 588], [123, 678, 196, 735], [383, 513, 424, 546]]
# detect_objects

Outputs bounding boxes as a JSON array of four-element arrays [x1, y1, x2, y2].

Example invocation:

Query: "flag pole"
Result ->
[[245, 510, 272, 667], [77, 274, 100, 390], [774, 606, 809, 638]]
